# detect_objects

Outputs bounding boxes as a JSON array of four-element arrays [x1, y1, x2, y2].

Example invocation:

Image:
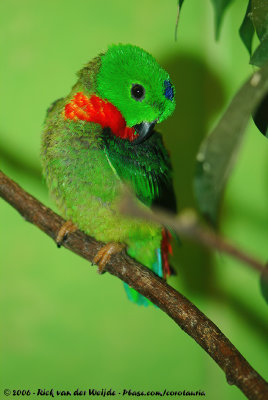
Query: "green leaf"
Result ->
[[260, 265, 268, 304], [250, 35, 268, 67], [251, 0, 268, 41], [194, 62, 268, 226], [210, 0, 233, 40], [239, 0, 254, 56]]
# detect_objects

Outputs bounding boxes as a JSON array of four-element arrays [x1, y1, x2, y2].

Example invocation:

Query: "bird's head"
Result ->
[[66, 44, 175, 144], [96, 44, 175, 143]]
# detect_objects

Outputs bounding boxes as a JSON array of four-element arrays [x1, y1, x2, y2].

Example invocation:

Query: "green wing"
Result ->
[[102, 128, 177, 213]]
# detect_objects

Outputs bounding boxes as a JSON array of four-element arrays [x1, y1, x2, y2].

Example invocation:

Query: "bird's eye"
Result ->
[[131, 84, 145, 101]]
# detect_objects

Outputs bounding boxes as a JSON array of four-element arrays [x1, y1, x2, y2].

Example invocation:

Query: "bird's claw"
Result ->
[[93, 242, 126, 274], [56, 220, 77, 247]]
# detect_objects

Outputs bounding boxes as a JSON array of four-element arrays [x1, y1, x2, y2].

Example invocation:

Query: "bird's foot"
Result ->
[[93, 242, 126, 274], [56, 220, 77, 248]]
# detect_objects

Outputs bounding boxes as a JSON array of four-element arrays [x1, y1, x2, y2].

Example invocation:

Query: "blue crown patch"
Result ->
[[164, 80, 174, 101]]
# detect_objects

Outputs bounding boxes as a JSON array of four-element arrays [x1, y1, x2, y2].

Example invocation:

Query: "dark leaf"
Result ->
[[239, 0, 254, 56], [260, 264, 268, 304], [251, 0, 268, 41], [252, 92, 268, 137], [210, 0, 233, 40], [250, 36, 268, 67], [194, 62, 268, 226], [175, 0, 185, 41]]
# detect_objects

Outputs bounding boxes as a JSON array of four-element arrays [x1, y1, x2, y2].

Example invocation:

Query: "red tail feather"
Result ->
[[161, 228, 173, 279]]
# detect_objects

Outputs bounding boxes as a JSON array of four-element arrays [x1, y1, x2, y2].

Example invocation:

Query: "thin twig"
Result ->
[[120, 192, 265, 273], [0, 170, 267, 400]]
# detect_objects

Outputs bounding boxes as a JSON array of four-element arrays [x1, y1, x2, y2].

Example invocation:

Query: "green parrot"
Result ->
[[41, 44, 176, 306]]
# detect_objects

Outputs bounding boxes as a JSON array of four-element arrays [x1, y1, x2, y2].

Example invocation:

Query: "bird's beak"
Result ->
[[132, 121, 157, 144]]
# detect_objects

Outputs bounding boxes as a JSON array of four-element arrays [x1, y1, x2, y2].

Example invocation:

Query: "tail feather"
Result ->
[[124, 230, 173, 306], [123, 283, 150, 306], [161, 228, 173, 279], [153, 248, 163, 277]]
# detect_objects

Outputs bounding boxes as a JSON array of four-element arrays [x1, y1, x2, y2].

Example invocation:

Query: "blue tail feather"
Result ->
[[123, 283, 150, 306], [123, 247, 162, 306], [153, 248, 163, 277]]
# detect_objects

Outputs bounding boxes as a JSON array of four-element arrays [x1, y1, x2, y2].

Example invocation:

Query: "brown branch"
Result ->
[[0, 169, 267, 400], [120, 192, 265, 273]]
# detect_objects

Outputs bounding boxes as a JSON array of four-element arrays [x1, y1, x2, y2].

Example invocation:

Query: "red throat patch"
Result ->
[[64, 92, 137, 141]]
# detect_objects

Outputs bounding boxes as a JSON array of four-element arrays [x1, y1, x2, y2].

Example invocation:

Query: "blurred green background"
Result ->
[[1, 1, 267, 399]]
